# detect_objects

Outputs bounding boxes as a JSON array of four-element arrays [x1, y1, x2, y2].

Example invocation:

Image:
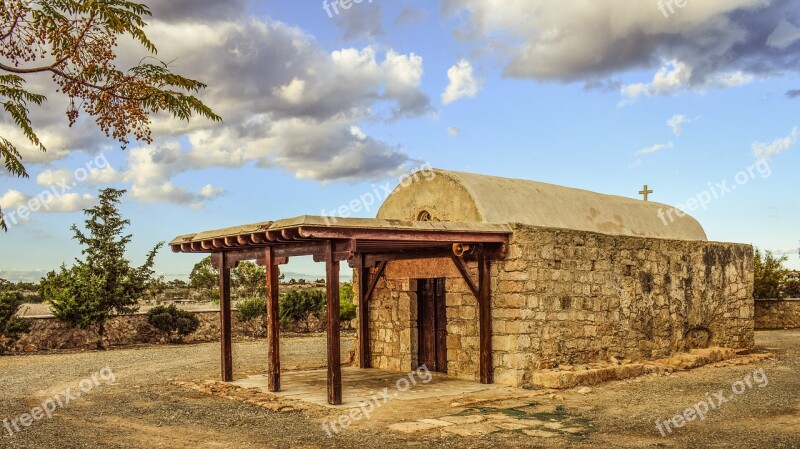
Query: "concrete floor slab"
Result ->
[[230, 367, 499, 408]]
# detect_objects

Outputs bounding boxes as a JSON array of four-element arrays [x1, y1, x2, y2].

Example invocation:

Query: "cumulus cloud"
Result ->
[[36, 164, 118, 187], [0, 190, 28, 210], [786, 89, 800, 98], [442, 60, 479, 105], [0, 189, 95, 222], [447, 127, 461, 137], [636, 142, 674, 155], [4, 4, 434, 213], [443, 0, 800, 99], [752, 126, 798, 161], [667, 115, 692, 136], [62, 9, 433, 207]]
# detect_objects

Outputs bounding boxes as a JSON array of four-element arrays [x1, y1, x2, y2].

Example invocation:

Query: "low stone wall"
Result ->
[[6, 311, 265, 352], [755, 299, 800, 329]]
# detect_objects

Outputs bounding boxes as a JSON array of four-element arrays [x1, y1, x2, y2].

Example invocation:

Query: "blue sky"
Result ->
[[1, 0, 799, 281]]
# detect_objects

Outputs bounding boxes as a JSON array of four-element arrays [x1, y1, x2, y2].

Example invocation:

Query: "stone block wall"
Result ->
[[357, 223, 755, 387], [755, 299, 800, 329], [356, 258, 481, 380], [4, 311, 267, 352], [490, 224, 753, 386]]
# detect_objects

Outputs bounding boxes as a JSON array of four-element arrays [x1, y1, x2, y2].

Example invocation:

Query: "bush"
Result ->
[[785, 280, 800, 298], [279, 289, 325, 332], [339, 298, 356, 322], [147, 305, 200, 342], [0, 291, 31, 352], [754, 249, 788, 299], [236, 297, 267, 322]]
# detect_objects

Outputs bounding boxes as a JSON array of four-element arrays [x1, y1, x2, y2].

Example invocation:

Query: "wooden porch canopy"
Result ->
[[170, 216, 510, 405]]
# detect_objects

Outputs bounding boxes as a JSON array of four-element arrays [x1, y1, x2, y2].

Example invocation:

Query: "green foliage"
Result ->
[[754, 249, 788, 299], [147, 305, 200, 342], [339, 298, 356, 322], [236, 297, 267, 323], [785, 280, 800, 298], [233, 261, 266, 299], [189, 256, 219, 302], [0, 290, 31, 351], [44, 189, 162, 349], [339, 283, 356, 322], [145, 275, 167, 302], [279, 289, 325, 332]]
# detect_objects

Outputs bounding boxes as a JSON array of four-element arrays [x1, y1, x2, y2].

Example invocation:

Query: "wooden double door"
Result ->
[[417, 278, 447, 373]]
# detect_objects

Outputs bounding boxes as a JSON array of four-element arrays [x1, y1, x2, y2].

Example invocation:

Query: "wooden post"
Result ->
[[478, 250, 493, 384], [266, 247, 281, 392], [326, 241, 342, 405], [216, 252, 233, 382], [357, 254, 371, 369]]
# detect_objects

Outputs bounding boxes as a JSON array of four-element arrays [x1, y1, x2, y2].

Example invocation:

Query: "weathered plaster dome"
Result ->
[[377, 169, 707, 241]]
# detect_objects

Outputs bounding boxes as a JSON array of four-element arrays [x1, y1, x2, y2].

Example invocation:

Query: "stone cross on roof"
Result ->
[[639, 185, 653, 202]]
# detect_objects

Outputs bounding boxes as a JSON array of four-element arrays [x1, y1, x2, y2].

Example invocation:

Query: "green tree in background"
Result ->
[[45, 188, 162, 349], [0, 0, 220, 230], [189, 256, 219, 302], [754, 249, 788, 299], [233, 261, 266, 299]]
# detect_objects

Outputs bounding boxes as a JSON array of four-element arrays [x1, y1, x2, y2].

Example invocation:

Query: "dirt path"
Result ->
[[1, 331, 798, 448]]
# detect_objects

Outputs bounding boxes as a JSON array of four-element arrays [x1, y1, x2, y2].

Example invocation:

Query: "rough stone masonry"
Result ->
[[357, 170, 754, 387]]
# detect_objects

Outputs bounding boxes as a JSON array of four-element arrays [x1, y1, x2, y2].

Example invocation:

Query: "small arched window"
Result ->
[[416, 210, 432, 222]]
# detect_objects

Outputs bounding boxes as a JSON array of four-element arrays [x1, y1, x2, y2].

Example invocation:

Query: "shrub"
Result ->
[[785, 280, 800, 298], [754, 249, 788, 299], [0, 291, 31, 352], [236, 297, 267, 322], [279, 289, 325, 332], [147, 305, 200, 342], [339, 298, 356, 322]]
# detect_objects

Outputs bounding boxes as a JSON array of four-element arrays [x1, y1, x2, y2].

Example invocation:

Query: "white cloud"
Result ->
[[36, 169, 74, 187], [636, 142, 674, 155], [444, 0, 795, 102], [752, 126, 798, 161], [442, 60, 479, 105], [45, 194, 96, 212], [0, 189, 94, 222], [447, 127, 461, 137], [0, 190, 29, 209], [667, 115, 691, 136]]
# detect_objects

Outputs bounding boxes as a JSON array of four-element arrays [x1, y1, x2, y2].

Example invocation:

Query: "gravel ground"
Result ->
[[0, 330, 798, 449]]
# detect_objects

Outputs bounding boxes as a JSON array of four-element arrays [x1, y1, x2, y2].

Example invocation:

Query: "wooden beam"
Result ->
[[364, 261, 387, 303], [214, 252, 233, 382], [451, 256, 480, 299], [266, 247, 281, 392], [298, 226, 510, 244], [356, 254, 370, 369], [326, 240, 343, 405], [478, 250, 493, 384]]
